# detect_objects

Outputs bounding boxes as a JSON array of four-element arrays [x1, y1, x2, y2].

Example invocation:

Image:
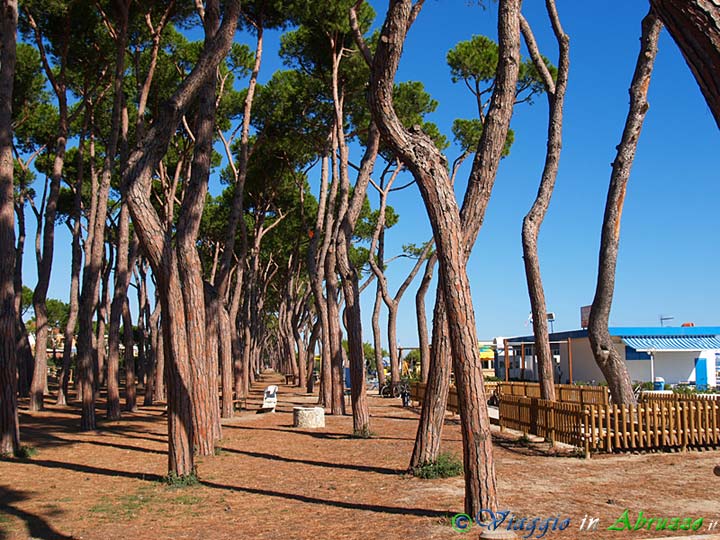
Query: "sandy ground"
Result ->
[[2, 374, 720, 540]]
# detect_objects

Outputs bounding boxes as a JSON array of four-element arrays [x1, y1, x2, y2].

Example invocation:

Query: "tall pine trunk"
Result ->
[[0, 0, 20, 457], [588, 10, 662, 405], [177, 4, 222, 452], [125, 0, 241, 475], [365, 0, 525, 514], [519, 3, 569, 402]]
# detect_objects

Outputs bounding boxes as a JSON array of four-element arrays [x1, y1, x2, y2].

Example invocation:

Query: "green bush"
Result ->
[[412, 452, 463, 479], [14, 445, 37, 459], [164, 470, 199, 488], [351, 427, 374, 439]]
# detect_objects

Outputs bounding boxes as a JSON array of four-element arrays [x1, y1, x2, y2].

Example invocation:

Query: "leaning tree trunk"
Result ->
[[123, 0, 241, 476], [176, 3, 222, 455], [588, 10, 662, 406], [650, 0, 720, 129], [519, 3, 570, 402], [395, 0, 521, 471], [0, 0, 20, 456], [365, 0, 525, 515]]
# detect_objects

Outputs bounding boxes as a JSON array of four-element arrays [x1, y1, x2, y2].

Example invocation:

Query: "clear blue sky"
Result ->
[[23, 1, 720, 349]]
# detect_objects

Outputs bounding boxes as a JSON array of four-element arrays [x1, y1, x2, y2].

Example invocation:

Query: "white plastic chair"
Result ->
[[262, 385, 278, 412]]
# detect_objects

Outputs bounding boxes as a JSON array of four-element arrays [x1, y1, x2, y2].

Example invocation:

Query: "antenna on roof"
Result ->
[[659, 314, 674, 327]]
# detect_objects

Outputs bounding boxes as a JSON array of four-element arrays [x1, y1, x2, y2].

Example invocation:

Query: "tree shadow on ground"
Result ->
[[223, 424, 415, 441], [12, 458, 446, 521], [201, 480, 448, 519], [218, 448, 404, 475], [0, 486, 74, 540], [9, 459, 163, 483]]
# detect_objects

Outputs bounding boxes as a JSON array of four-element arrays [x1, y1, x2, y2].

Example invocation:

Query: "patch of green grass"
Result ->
[[88, 501, 115, 515], [89, 486, 158, 519], [350, 427, 374, 439], [412, 452, 463, 479], [164, 470, 199, 488], [13, 445, 37, 459], [173, 494, 201, 506]]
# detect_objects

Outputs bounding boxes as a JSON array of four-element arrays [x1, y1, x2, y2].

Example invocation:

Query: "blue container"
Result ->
[[653, 377, 665, 391]]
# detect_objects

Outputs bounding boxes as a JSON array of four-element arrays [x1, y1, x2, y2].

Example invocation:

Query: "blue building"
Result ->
[[497, 326, 720, 388]]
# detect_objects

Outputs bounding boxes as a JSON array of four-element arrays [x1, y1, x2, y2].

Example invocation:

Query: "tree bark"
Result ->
[[96, 243, 113, 393], [176, 0, 222, 455], [149, 297, 164, 403], [415, 253, 436, 383], [382, 0, 521, 473], [122, 298, 136, 412], [123, 0, 240, 476], [307, 150, 334, 409], [588, 10, 662, 405], [650, 0, 720, 129], [519, 3, 569, 402], [305, 319, 320, 393], [0, 0, 20, 456], [325, 245, 345, 415], [366, 0, 524, 515], [368, 173, 432, 388], [107, 208, 135, 418], [372, 281, 386, 388]]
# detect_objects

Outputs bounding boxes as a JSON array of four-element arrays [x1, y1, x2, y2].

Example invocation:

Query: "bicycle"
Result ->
[[380, 380, 410, 399]]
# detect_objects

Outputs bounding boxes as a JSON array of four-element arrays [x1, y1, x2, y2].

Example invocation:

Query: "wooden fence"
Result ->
[[500, 394, 720, 455], [640, 392, 719, 402], [410, 381, 499, 414], [498, 395, 585, 449], [498, 381, 609, 405]]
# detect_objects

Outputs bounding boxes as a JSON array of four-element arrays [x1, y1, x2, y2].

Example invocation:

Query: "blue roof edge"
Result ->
[[506, 326, 720, 343], [609, 326, 720, 337]]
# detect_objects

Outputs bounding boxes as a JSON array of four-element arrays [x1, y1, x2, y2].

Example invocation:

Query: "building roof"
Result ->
[[507, 327, 720, 352], [619, 335, 720, 351]]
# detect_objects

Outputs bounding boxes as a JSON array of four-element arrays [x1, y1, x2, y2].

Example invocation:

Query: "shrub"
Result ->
[[164, 470, 199, 488], [351, 427, 373, 439], [412, 452, 463, 479], [14, 445, 37, 459]]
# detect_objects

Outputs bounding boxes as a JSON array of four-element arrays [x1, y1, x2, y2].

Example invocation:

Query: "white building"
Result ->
[[497, 327, 720, 388]]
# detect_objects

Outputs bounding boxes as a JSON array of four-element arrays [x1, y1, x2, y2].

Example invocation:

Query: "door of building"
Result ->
[[695, 357, 708, 389]]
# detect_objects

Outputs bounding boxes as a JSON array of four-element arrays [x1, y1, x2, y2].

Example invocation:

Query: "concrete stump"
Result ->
[[293, 406, 325, 428]]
